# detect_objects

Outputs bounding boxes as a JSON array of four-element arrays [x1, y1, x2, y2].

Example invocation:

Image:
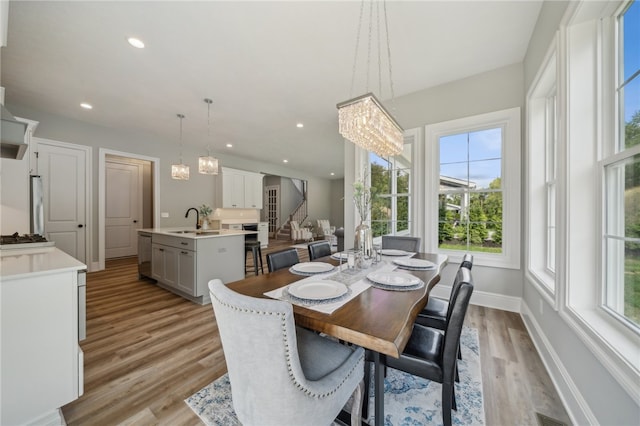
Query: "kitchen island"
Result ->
[[138, 228, 255, 304], [1, 246, 86, 425]]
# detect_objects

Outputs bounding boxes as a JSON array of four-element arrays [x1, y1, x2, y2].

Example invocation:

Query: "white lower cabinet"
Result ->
[[148, 233, 244, 304]]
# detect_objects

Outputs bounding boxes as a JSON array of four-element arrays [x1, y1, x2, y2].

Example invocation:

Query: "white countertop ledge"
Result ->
[[138, 227, 257, 239], [0, 247, 87, 280]]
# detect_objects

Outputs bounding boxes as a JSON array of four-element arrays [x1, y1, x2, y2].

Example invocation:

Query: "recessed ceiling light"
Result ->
[[330, 172, 335, 176], [296, 123, 304, 128], [80, 103, 93, 110], [226, 143, 233, 148], [283, 159, 289, 163], [127, 37, 145, 49]]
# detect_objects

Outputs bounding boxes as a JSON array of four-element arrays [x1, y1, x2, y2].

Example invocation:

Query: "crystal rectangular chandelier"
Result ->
[[337, 92, 403, 157], [337, 0, 404, 158]]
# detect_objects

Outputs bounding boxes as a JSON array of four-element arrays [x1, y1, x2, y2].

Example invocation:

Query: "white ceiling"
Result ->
[[1, 0, 542, 178]]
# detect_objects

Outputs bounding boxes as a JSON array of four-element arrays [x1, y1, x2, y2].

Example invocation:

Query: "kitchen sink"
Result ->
[[170, 230, 198, 234]]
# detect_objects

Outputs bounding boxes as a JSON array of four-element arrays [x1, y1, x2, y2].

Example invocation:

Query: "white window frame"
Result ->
[[526, 37, 560, 306], [424, 107, 521, 269], [559, 0, 640, 403]]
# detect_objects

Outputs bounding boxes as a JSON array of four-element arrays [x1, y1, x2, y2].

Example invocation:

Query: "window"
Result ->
[[424, 108, 521, 269], [369, 141, 412, 238], [603, 0, 640, 329], [438, 128, 503, 253], [527, 45, 558, 297]]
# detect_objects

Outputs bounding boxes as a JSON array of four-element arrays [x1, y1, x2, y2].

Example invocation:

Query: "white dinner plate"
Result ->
[[330, 252, 349, 260], [291, 262, 334, 274], [367, 271, 421, 287], [392, 258, 436, 269], [288, 280, 348, 301], [379, 249, 411, 256]]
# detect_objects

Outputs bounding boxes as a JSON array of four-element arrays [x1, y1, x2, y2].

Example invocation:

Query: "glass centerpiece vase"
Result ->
[[353, 179, 373, 264]]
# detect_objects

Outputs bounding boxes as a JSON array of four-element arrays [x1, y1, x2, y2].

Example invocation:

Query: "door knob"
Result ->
[[133, 220, 138, 223], [78, 224, 84, 228]]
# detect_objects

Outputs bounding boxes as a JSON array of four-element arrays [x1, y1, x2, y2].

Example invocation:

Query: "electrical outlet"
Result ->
[[161, 212, 169, 218]]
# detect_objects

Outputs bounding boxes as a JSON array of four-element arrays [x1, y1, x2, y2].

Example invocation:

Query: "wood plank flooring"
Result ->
[[62, 240, 571, 425]]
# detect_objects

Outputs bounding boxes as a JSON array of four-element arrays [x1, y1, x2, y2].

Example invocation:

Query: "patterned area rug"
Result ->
[[185, 327, 484, 426]]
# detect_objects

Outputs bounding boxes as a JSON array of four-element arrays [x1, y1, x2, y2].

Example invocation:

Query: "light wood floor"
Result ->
[[62, 239, 571, 425]]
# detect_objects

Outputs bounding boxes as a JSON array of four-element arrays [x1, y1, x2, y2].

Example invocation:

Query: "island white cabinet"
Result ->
[[148, 232, 244, 304], [219, 166, 264, 209]]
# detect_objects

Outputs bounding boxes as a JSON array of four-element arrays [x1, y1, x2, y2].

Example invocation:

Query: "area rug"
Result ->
[[290, 243, 311, 249], [185, 326, 484, 426]]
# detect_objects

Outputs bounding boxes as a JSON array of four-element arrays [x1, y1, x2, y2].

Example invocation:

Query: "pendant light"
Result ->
[[199, 98, 219, 175], [171, 114, 190, 180], [337, 0, 403, 157]]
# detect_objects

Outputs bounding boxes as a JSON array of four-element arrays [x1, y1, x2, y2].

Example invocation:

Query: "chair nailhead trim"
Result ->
[[213, 292, 365, 399]]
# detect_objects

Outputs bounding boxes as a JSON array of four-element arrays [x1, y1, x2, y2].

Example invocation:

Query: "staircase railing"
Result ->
[[289, 198, 308, 226]]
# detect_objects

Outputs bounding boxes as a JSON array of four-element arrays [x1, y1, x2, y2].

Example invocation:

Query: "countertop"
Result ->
[[138, 227, 257, 239], [0, 246, 87, 280]]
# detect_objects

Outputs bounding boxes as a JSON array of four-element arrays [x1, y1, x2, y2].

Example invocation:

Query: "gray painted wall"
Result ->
[[5, 103, 334, 263]]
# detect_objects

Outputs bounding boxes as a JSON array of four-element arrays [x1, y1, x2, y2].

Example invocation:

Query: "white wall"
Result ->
[[5, 104, 334, 262]]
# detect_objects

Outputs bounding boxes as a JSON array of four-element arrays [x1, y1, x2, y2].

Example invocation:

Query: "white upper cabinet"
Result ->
[[219, 167, 264, 209]]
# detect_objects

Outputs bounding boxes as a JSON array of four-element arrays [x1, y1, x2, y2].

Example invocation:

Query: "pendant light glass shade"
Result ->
[[199, 155, 219, 174], [199, 98, 219, 175], [171, 114, 190, 180]]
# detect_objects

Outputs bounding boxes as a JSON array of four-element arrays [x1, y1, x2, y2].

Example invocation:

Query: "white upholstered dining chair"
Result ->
[[208, 279, 365, 426]]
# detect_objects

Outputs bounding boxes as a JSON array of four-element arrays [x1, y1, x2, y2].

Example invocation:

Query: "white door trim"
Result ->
[[33, 137, 92, 269], [98, 148, 160, 271]]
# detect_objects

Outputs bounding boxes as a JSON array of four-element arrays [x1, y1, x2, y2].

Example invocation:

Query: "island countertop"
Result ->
[[138, 227, 257, 239]]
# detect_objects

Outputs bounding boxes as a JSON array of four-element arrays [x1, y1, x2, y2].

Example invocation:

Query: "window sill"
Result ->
[[562, 305, 640, 405], [437, 248, 520, 270], [526, 268, 557, 310]]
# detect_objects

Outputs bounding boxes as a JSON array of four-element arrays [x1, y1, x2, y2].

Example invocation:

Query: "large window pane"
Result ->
[[439, 129, 503, 253], [605, 153, 640, 327]]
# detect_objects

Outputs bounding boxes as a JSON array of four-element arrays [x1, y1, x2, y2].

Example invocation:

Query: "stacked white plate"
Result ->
[[392, 258, 436, 270], [290, 262, 334, 275], [287, 280, 348, 301], [379, 249, 412, 256], [366, 271, 422, 290], [330, 252, 349, 261]]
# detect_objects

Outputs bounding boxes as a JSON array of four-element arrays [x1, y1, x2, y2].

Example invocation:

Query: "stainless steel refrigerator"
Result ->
[[30, 175, 44, 235]]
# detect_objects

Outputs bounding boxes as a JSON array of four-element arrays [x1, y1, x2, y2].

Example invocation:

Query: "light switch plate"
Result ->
[[161, 212, 169, 218]]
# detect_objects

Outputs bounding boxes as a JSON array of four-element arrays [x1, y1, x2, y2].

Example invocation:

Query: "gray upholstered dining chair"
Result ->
[[381, 235, 422, 252], [266, 248, 300, 272], [308, 240, 331, 260], [208, 279, 365, 426], [363, 268, 474, 426]]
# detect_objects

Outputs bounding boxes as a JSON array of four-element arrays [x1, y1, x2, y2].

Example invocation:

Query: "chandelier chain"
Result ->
[[383, 0, 395, 102], [178, 113, 184, 163], [206, 98, 212, 155], [366, 0, 373, 92], [376, 1, 382, 97], [349, 0, 365, 98]]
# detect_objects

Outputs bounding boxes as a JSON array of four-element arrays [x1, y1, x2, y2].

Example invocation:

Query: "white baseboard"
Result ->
[[520, 302, 597, 426], [429, 285, 521, 312], [90, 261, 101, 272], [25, 408, 66, 425]]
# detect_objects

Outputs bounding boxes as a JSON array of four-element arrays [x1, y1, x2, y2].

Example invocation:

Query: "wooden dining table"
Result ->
[[226, 252, 448, 426]]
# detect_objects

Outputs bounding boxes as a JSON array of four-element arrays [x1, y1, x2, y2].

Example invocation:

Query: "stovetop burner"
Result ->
[[1, 232, 50, 245]]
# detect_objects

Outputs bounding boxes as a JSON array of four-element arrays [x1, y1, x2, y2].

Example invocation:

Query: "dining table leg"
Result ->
[[373, 351, 385, 426]]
